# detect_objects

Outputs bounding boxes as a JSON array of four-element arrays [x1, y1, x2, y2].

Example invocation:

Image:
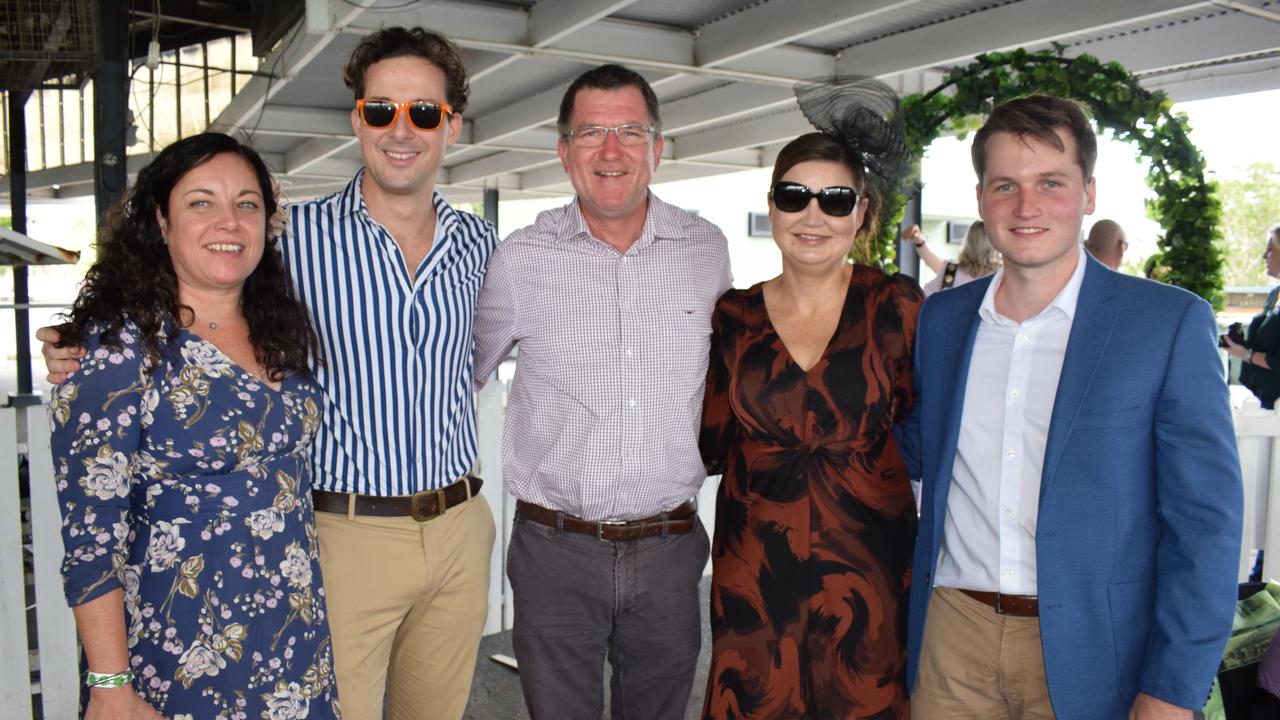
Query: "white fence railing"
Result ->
[[8, 384, 1249, 716]]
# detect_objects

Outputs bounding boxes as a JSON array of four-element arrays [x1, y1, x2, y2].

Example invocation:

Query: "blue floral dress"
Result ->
[[50, 321, 341, 719]]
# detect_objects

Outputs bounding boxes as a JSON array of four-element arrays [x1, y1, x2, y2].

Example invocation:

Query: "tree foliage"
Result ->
[[872, 49, 1224, 307], [1217, 162, 1280, 287]]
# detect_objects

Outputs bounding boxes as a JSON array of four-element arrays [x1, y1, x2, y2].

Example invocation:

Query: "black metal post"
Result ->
[[93, 0, 129, 224], [7, 90, 39, 405], [899, 190, 924, 279], [483, 186, 499, 228]]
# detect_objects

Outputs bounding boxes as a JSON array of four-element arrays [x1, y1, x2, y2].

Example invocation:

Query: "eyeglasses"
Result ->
[[769, 181, 859, 217], [356, 99, 453, 131], [563, 124, 656, 147]]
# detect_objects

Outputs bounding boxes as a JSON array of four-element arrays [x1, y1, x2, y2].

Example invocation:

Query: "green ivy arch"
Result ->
[[871, 48, 1224, 308]]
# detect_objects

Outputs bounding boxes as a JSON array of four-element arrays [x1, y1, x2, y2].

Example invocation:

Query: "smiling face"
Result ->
[[769, 160, 866, 271], [976, 127, 1096, 279], [161, 152, 267, 298], [351, 55, 461, 202], [557, 86, 663, 230]]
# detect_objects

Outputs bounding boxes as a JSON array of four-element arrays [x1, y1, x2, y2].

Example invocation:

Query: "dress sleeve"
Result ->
[[699, 299, 737, 475], [48, 324, 153, 607]]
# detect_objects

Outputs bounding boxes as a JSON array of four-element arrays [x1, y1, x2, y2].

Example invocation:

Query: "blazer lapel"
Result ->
[[929, 281, 987, 520], [1041, 259, 1120, 496]]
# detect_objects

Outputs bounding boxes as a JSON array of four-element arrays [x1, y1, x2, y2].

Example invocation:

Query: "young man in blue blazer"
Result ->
[[897, 95, 1243, 719]]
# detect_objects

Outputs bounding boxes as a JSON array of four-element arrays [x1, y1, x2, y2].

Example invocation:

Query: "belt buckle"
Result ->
[[411, 488, 447, 523], [993, 592, 1006, 615], [596, 519, 626, 541]]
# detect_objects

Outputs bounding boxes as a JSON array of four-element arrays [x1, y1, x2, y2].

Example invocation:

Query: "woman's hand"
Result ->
[[1224, 335, 1249, 360], [901, 224, 925, 247], [84, 686, 165, 720]]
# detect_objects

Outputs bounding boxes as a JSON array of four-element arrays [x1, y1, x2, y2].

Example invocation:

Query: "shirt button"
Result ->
[[1018, 334, 1029, 343], [1005, 569, 1015, 576], [1009, 390, 1019, 399], [625, 348, 633, 357], [1005, 507, 1014, 515], [628, 398, 636, 408], [1007, 450, 1017, 459]]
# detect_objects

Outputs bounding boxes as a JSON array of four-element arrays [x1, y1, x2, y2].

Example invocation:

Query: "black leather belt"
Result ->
[[312, 476, 482, 522], [516, 500, 697, 541]]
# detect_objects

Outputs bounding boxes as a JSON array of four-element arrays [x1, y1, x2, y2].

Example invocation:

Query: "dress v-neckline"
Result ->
[[180, 327, 287, 394], [758, 271, 854, 374]]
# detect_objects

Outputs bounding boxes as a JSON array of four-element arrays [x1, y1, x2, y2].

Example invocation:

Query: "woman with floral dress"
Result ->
[[49, 132, 339, 719]]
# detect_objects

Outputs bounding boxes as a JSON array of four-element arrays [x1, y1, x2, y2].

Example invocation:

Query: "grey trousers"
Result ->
[[507, 511, 710, 720]]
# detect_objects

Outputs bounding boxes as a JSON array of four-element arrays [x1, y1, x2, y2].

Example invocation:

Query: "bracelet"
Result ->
[[913, 241, 925, 248], [85, 669, 133, 688]]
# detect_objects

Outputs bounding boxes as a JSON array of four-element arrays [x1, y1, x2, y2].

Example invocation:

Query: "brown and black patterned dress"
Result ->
[[700, 266, 921, 720]]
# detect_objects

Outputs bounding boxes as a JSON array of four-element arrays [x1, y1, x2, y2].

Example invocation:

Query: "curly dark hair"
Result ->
[[58, 132, 321, 380], [343, 26, 470, 114]]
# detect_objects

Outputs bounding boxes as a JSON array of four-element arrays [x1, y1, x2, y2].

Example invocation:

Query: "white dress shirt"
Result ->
[[934, 250, 1087, 595]]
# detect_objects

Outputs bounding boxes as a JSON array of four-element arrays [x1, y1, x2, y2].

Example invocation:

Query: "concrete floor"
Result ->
[[463, 576, 713, 720]]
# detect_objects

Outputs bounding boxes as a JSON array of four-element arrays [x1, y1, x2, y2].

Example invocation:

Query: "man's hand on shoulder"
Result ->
[[1129, 692, 1193, 720], [36, 325, 84, 384]]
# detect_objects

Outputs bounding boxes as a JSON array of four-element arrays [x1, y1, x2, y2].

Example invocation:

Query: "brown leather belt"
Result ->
[[516, 499, 698, 542], [312, 477, 482, 522], [958, 588, 1040, 617]]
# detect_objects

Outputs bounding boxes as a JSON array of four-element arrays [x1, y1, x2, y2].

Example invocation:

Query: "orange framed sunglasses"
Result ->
[[356, 99, 453, 130]]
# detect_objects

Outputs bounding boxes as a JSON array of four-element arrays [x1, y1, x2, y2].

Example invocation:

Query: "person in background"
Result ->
[[1225, 224, 1280, 409], [473, 63, 730, 719], [700, 79, 920, 719], [49, 132, 338, 719], [898, 95, 1241, 719], [903, 221, 1000, 296], [1084, 218, 1128, 270], [41, 27, 497, 720]]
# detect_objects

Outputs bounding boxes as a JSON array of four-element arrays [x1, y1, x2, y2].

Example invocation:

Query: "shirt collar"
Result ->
[[979, 248, 1088, 325], [337, 168, 456, 236]]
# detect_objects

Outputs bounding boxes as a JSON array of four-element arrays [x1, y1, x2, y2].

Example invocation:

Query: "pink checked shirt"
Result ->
[[474, 194, 731, 521]]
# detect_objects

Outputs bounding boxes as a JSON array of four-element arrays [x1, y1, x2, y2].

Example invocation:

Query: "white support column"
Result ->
[[0, 407, 34, 717], [25, 405, 78, 718], [476, 378, 510, 636]]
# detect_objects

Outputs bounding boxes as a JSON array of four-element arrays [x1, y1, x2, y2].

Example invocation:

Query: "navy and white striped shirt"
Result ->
[[282, 170, 496, 495]]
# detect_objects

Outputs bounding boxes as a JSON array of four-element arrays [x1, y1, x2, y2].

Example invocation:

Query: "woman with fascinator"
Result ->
[[48, 133, 339, 718], [699, 79, 920, 719]]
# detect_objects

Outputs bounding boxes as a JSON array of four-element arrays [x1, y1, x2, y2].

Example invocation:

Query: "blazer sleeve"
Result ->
[[1140, 296, 1244, 709]]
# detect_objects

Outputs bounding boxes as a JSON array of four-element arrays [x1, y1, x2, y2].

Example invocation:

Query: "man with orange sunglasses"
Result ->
[[41, 27, 497, 720]]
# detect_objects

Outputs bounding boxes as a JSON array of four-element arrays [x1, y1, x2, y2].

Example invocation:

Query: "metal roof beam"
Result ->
[[1061, 10, 1280, 74], [531, 0, 644, 47], [285, 137, 357, 174], [836, 0, 1212, 77], [696, 0, 916, 68], [671, 110, 812, 159], [446, 151, 558, 185]]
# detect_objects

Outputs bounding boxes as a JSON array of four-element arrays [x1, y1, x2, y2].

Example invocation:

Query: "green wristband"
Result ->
[[85, 669, 133, 688]]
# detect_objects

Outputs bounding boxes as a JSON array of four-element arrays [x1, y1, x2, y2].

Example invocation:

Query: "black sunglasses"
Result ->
[[770, 181, 859, 217], [357, 99, 453, 131]]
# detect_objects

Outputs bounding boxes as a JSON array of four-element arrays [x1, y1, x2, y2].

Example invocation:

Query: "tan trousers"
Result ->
[[912, 587, 1056, 720], [315, 494, 495, 720]]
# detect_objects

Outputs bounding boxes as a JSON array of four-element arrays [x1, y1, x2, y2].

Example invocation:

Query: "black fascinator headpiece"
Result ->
[[794, 76, 917, 197]]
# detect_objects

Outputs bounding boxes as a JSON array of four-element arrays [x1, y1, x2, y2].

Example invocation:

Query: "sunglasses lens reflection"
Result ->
[[361, 102, 397, 127], [772, 183, 855, 217], [408, 102, 445, 130]]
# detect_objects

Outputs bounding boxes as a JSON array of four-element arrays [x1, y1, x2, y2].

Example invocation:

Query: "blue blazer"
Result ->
[[897, 255, 1243, 718]]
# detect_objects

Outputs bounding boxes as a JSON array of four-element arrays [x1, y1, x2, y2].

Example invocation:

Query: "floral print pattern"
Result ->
[[51, 322, 340, 719]]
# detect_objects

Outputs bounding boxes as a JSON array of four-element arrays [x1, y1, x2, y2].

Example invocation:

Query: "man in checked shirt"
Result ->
[[474, 63, 731, 719]]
